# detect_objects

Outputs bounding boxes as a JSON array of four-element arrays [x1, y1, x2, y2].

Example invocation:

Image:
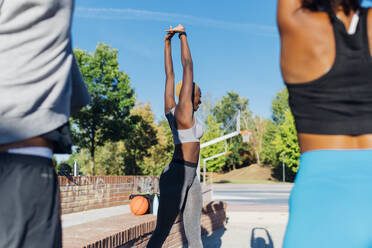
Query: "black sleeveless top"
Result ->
[[286, 8, 372, 136]]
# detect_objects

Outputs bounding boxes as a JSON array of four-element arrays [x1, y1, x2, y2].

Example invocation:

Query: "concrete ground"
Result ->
[[62, 205, 130, 228], [202, 184, 293, 248], [62, 184, 293, 248]]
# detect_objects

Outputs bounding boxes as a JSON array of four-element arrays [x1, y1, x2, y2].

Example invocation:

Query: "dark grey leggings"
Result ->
[[147, 162, 203, 248]]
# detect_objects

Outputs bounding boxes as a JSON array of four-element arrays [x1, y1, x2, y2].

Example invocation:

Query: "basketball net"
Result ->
[[240, 130, 251, 143]]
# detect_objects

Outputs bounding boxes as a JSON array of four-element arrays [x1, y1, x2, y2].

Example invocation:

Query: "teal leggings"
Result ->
[[284, 150, 372, 248]]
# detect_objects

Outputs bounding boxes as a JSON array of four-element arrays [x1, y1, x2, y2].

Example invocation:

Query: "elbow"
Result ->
[[182, 59, 193, 69], [166, 72, 175, 79]]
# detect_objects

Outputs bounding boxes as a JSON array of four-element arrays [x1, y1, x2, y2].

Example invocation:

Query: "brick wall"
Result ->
[[59, 176, 159, 215], [81, 201, 227, 248], [59, 176, 213, 215]]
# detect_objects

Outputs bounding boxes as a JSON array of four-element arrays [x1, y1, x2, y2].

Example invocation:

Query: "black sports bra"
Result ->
[[286, 8, 372, 136]]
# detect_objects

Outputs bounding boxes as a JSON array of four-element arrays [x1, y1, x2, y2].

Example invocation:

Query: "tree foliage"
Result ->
[[264, 88, 300, 182], [208, 92, 255, 170], [260, 120, 279, 165], [142, 117, 174, 176], [272, 109, 300, 178], [122, 103, 158, 175], [196, 93, 215, 124], [212, 91, 251, 131], [271, 88, 289, 125], [64, 149, 91, 175], [71, 43, 135, 175], [66, 103, 160, 176]]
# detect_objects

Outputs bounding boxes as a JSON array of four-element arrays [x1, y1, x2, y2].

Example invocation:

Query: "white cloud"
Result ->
[[75, 7, 277, 37]]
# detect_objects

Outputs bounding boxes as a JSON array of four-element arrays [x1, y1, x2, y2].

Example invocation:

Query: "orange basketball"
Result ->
[[130, 196, 149, 216]]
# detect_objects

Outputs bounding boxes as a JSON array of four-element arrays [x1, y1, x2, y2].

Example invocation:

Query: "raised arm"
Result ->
[[277, 0, 303, 33], [175, 27, 194, 128], [164, 32, 176, 114]]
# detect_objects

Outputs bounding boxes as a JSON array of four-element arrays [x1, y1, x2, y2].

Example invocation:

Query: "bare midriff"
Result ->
[[0, 137, 53, 152], [298, 133, 372, 154], [173, 143, 200, 164]]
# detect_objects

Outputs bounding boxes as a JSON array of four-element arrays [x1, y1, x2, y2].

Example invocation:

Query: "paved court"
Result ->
[[62, 183, 293, 248], [202, 184, 293, 248]]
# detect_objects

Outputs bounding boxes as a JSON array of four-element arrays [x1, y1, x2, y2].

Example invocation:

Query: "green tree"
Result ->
[[196, 93, 214, 124], [64, 149, 91, 175], [261, 119, 279, 165], [211, 92, 254, 170], [272, 109, 300, 181], [142, 118, 174, 176], [71, 43, 135, 175], [94, 142, 125, 175], [265, 88, 299, 181], [212, 91, 251, 131], [122, 103, 158, 175], [272, 88, 289, 125], [224, 137, 253, 171]]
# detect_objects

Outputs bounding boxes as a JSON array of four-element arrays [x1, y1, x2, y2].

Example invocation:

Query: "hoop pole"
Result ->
[[282, 153, 286, 183], [202, 151, 231, 185], [200, 131, 239, 148], [237, 110, 241, 133], [203, 159, 206, 185]]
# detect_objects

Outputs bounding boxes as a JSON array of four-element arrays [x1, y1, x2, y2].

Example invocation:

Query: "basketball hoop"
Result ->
[[240, 130, 251, 143]]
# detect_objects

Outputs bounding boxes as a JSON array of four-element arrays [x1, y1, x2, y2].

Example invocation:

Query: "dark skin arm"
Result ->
[[277, 0, 303, 32], [175, 29, 194, 129], [164, 32, 176, 114], [163, 25, 200, 163], [165, 24, 194, 129]]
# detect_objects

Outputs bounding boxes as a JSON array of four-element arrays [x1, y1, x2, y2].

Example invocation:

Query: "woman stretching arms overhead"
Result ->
[[146, 25, 203, 248]]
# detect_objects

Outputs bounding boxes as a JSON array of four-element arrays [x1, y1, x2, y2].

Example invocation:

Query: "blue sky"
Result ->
[[72, 0, 282, 121], [72, 0, 372, 121]]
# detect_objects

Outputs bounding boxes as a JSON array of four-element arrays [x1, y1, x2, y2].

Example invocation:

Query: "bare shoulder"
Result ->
[[367, 8, 372, 56], [278, 6, 334, 84]]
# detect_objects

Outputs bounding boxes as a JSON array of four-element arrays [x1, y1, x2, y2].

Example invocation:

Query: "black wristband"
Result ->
[[178, 32, 187, 38]]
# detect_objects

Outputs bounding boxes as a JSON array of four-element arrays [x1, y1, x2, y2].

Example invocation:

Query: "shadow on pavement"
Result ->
[[201, 227, 226, 248], [199, 201, 228, 248], [251, 227, 274, 248]]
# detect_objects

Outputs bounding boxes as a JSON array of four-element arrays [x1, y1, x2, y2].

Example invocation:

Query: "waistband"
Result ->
[[0, 152, 53, 164], [171, 159, 198, 168], [295, 149, 372, 186], [301, 148, 372, 156]]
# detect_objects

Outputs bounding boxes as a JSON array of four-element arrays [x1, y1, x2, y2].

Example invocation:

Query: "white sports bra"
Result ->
[[165, 108, 204, 145]]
